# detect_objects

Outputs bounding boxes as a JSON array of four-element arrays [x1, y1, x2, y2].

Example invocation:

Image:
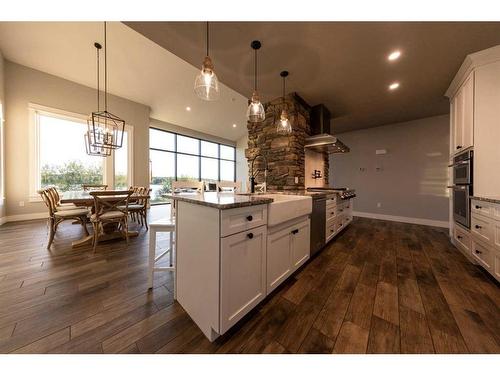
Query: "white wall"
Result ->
[[4, 61, 151, 218], [330, 115, 450, 226], [236, 134, 249, 192], [0, 50, 5, 222]]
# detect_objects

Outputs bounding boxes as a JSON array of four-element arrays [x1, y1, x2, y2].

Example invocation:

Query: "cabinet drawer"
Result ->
[[220, 204, 267, 237], [326, 195, 337, 207], [493, 249, 500, 281], [471, 240, 492, 271], [471, 214, 493, 244], [326, 220, 336, 243], [471, 200, 493, 218], [453, 225, 471, 253], [343, 214, 353, 227], [326, 205, 338, 221]]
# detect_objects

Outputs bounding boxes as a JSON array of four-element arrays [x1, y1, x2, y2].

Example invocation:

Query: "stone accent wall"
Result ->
[[245, 92, 327, 191]]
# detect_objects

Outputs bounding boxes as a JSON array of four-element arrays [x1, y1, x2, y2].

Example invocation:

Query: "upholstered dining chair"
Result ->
[[89, 190, 133, 253], [82, 184, 108, 191], [38, 188, 90, 249], [216, 181, 242, 193]]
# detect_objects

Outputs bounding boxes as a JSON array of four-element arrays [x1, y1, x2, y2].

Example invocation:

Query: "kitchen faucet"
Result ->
[[249, 154, 268, 193]]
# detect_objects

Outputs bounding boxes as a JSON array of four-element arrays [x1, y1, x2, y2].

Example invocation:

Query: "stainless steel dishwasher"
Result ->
[[310, 197, 326, 256]]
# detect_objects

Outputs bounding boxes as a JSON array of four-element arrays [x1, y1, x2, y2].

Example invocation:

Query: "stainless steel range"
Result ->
[[306, 187, 357, 200]]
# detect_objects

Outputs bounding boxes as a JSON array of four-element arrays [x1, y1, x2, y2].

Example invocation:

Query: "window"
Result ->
[[149, 128, 236, 204], [29, 104, 133, 200]]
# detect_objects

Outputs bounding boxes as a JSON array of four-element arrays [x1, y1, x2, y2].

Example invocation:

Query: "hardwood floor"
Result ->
[[0, 208, 499, 354]]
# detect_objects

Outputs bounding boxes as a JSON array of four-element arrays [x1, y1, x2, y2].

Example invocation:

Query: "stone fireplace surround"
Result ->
[[245, 92, 329, 190]]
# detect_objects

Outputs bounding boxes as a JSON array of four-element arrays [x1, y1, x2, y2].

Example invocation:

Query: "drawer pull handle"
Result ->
[[330, 212, 335, 215], [246, 215, 253, 222], [291, 229, 299, 235], [475, 225, 482, 229], [247, 233, 254, 239], [339, 223, 343, 227], [339, 209, 344, 212], [456, 145, 462, 150], [330, 229, 334, 233], [457, 235, 463, 239], [475, 205, 482, 209], [475, 249, 482, 254]]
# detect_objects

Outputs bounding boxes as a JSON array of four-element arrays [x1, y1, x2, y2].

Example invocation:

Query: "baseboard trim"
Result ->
[[353, 211, 449, 228], [0, 216, 6, 226], [4, 212, 47, 223]]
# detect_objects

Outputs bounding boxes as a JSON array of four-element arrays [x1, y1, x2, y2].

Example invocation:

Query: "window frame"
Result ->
[[149, 127, 236, 186], [29, 103, 134, 201]]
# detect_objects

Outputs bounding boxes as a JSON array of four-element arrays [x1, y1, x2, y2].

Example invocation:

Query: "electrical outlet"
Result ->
[[377, 202, 382, 208], [294, 176, 299, 184], [19, 201, 25, 207]]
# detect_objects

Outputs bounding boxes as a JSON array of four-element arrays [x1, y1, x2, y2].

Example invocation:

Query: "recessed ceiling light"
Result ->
[[185, 106, 191, 111], [388, 50, 401, 61], [389, 82, 400, 90], [232, 124, 237, 128]]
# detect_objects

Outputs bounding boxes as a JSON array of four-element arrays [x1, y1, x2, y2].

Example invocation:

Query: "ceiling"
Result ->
[[0, 22, 249, 142], [126, 22, 500, 133]]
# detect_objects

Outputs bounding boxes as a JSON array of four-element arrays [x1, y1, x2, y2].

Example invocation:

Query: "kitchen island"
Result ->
[[165, 190, 353, 341]]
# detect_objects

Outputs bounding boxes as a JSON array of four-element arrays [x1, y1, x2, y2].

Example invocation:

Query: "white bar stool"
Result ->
[[148, 218, 175, 290]]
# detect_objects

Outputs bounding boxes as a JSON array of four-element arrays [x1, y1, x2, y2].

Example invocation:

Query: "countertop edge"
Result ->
[[164, 194, 274, 210], [470, 196, 500, 205]]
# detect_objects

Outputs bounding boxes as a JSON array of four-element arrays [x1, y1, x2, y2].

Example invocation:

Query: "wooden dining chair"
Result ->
[[38, 188, 90, 249], [216, 181, 242, 193], [82, 184, 108, 191], [46, 187, 78, 211], [89, 190, 133, 253], [122, 186, 151, 230]]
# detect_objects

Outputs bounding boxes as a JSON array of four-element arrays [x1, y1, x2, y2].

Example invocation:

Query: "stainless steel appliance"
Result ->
[[452, 149, 473, 185], [310, 196, 326, 256], [304, 104, 350, 154], [449, 148, 473, 228]]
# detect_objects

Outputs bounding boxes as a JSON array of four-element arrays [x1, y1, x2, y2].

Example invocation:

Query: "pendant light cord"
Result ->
[[96, 45, 100, 111], [254, 49, 257, 91], [104, 21, 107, 113], [282, 75, 286, 103], [206, 22, 209, 57]]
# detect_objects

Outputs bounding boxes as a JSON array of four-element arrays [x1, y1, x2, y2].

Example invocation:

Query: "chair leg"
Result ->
[[169, 230, 174, 267], [81, 218, 89, 236], [124, 218, 129, 245], [92, 222, 99, 253], [148, 228, 156, 289], [47, 218, 55, 249], [143, 210, 148, 231]]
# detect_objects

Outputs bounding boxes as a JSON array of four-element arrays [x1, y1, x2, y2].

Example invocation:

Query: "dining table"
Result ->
[[61, 190, 150, 248]]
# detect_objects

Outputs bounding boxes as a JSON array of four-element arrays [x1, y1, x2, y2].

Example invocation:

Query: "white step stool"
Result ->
[[148, 218, 175, 290]]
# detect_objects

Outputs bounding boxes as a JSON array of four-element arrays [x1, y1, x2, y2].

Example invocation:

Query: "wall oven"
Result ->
[[450, 148, 473, 228]]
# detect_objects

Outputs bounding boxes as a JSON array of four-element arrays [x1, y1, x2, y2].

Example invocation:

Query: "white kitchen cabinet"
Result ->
[[220, 225, 267, 334], [266, 217, 310, 294], [291, 219, 310, 269], [453, 223, 472, 258], [451, 72, 474, 154]]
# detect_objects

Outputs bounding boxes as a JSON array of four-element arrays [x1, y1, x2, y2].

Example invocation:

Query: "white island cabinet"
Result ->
[[174, 198, 270, 342], [170, 192, 315, 342]]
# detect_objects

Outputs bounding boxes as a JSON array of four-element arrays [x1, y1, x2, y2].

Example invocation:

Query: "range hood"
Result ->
[[305, 104, 349, 154]]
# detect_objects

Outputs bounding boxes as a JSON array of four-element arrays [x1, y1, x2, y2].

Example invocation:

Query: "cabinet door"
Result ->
[[220, 225, 267, 334], [452, 92, 464, 153], [267, 227, 292, 294], [461, 72, 474, 150], [291, 219, 311, 270]]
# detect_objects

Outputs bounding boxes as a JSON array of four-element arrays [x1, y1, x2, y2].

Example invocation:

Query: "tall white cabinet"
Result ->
[[446, 45, 500, 281]]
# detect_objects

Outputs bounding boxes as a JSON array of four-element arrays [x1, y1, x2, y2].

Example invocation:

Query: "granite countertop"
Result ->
[[249, 190, 330, 199], [470, 195, 500, 205], [164, 192, 274, 209]]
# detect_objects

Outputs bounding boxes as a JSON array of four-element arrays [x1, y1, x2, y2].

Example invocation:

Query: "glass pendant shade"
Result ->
[[87, 110, 125, 150], [276, 109, 292, 134], [194, 56, 220, 101], [84, 130, 112, 157], [247, 91, 265, 123]]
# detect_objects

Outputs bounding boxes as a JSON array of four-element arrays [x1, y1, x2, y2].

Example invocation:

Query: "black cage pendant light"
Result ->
[[246, 40, 265, 123], [84, 42, 111, 157], [194, 22, 220, 101], [88, 22, 125, 150], [276, 70, 292, 134]]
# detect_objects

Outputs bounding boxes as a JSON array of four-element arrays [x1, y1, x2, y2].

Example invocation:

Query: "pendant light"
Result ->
[[194, 22, 220, 101], [246, 40, 265, 123], [276, 70, 292, 134], [88, 22, 126, 150], [84, 42, 111, 157]]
